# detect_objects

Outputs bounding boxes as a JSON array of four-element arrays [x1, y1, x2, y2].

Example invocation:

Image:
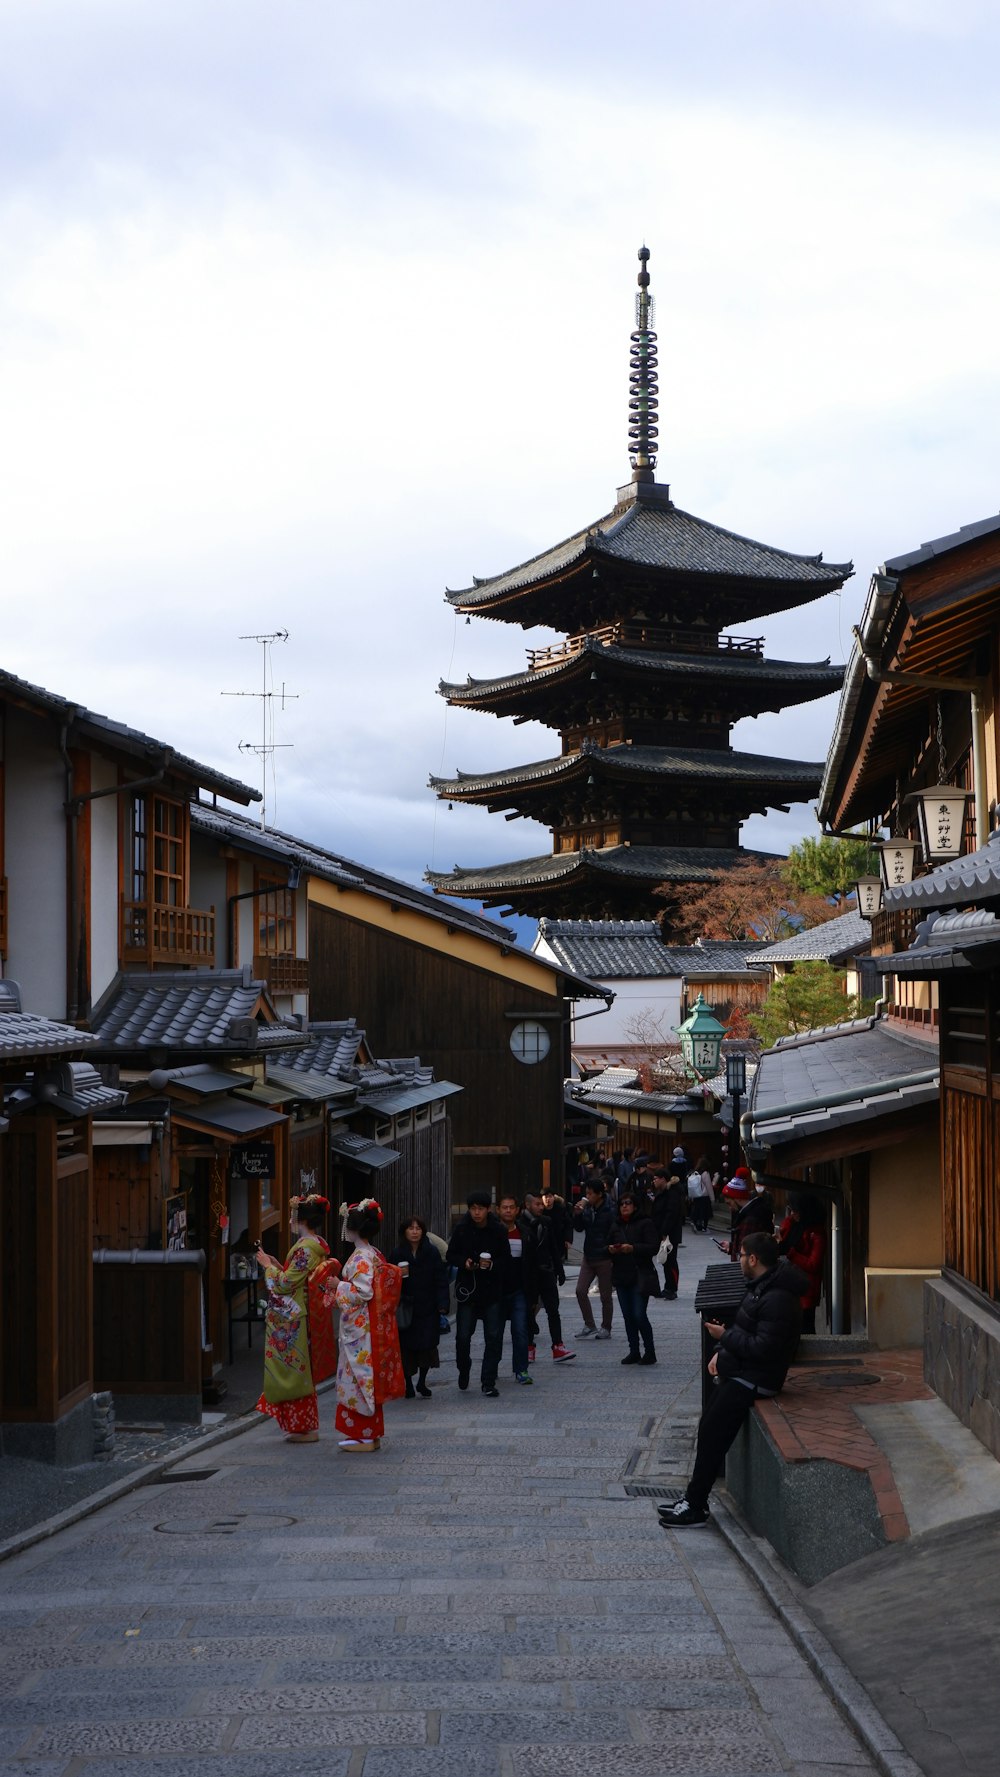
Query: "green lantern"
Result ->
[[675, 992, 726, 1079]]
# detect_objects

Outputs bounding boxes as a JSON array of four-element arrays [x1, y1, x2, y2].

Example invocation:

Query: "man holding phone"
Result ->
[[660, 1232, 804, 1528]]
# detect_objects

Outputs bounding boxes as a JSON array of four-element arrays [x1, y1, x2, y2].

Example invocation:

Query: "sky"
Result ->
[[2, 0, 999, 929]]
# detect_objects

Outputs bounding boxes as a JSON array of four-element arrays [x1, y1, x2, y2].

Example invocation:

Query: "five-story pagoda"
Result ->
[[427, 248, 852, 920]]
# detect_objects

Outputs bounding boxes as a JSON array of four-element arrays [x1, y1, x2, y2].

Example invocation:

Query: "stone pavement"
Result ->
[[0, 1245, 879, 1777]]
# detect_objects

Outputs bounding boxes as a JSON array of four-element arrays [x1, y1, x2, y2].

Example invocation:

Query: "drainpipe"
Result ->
[[854, 628, 989, 846], [829, 1196, 844, 1335]]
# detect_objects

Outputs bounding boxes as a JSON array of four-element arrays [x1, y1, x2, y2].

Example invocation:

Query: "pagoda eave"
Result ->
[[426, 842, 782, 918], [430, 744, 825, 809]]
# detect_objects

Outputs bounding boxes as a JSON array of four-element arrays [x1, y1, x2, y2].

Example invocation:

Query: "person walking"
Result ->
[[573, 1178, 615, 1339], [778, 1194, 826, 1335], [497, 1194, 533, 1385], [687, 1155, 716, 1233], [390, 1216, 450, 1398], [446, 1191, 509, 1397], [608, 1193, 658, 1365], [540, 1185, 571, 1283], [659, 1232, 805, 1526], [730, 1182, 775, 1258], [254, 1194, 339, 1443], [649, 1165, 685, 1300], [522, 1190, 576, 1365]]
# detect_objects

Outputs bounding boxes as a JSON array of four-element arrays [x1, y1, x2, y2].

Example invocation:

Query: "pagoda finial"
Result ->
[[628, 245, 659, 484]]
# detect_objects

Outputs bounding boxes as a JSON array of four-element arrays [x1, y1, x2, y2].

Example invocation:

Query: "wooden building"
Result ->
[[820, 510, 1000, 1444], [427, 248, 850, 919]]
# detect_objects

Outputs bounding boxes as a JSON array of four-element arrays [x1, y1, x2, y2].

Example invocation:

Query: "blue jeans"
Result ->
[[502, 1289, 530, 1374], [616, 1282, 654, 1356], [456, 1298, 504, 1388]]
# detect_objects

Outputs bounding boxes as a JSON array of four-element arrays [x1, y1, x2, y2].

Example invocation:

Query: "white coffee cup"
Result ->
[[509, 1239, 523, 1258], [479, 1251, 492, 1266], [397, 1259, 409, 1276]]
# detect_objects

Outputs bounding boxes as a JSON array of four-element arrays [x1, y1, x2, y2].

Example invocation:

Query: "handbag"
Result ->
[[396, 1298, 414, 1331], [655, 1235, 673, 1266]]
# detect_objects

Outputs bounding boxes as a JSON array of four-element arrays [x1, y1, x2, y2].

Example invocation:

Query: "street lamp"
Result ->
[[675, 992, 726, 1080], [907, 786, 971, 865], [854, 875, 884, 919]]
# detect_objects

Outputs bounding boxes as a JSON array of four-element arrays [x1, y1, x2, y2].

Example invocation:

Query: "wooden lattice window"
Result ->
[[256, 874, 296, 957], [128, 793, 188, 907]]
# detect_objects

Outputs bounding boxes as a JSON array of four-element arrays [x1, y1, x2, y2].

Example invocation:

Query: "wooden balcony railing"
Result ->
[[527, 622, 764, 671], [0, 875, 7, 960], [122, 900, 216, 967], [254, 953, 309, 995], [870, 904, 922, 958]]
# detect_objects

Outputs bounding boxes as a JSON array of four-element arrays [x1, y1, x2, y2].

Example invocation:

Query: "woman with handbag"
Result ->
[[390, 1216, 449, 1398], [254, 1194, 339, 1443]]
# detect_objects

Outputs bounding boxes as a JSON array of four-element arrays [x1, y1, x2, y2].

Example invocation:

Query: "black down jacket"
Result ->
[[715, 1260, 805, 1393]]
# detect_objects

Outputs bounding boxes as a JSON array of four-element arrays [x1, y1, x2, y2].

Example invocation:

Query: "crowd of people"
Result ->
[[252, 1155, 827, 1518]]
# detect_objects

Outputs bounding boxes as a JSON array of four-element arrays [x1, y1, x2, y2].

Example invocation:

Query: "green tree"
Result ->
[[784, 834, 879, 903], [750, 962, 863, 1049]]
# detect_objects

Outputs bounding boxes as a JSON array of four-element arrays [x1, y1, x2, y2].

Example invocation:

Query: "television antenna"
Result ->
[[222, 630, 298, 829]]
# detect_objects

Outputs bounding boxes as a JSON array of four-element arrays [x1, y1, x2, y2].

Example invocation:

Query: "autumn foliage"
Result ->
[[657, 860, 841, 945]]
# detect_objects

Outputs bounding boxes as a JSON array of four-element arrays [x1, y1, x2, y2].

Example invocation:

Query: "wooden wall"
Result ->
[[310, 903, 565, 1206], [92, 1133, 165, 1250], [0, 1115, 93, 1426], [93, 1255, 202, 1404], [940, 974, 1000, 1303]]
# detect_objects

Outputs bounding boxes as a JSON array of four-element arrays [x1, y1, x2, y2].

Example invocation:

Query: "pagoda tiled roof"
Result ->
[[427, 844, 780, 898], [430, 742, 824, 800], [440, 643, 843, 707], [447, 486, 852, 613]]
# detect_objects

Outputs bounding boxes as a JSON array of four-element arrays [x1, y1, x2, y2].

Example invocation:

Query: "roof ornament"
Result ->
[[628, 245, 659, 483]]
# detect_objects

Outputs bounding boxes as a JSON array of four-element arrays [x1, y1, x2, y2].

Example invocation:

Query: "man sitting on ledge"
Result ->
[[661, 1231, 805, 1529]]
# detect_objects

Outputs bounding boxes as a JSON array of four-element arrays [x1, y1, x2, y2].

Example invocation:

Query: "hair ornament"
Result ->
[[292, 1193, 330, 1211]]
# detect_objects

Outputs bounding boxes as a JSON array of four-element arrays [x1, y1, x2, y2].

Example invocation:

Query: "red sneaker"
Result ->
[[527, 1345, 536, 1363], [551, 1344, 577, 1363]]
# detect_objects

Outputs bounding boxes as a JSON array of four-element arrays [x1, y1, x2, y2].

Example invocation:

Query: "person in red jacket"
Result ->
[[778, 1194, 826, 1335]]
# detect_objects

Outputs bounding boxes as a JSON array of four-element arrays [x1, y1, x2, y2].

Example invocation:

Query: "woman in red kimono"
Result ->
[[324, 1199, 405, 1452]]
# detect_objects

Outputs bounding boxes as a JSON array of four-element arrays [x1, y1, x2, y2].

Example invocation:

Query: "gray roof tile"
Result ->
[[884, 832, 1000, 913], [441, 643, 844, 703], [883, 511, 1000, 574], [537, 919, 766, 980], [431, 743, 823, 798], [427, 844, 782, 896], [751, 908, 872, 965], [88, 969, 303, 1056], [0, 1014, 98, 1062], [748, 1014, 938, 1148]]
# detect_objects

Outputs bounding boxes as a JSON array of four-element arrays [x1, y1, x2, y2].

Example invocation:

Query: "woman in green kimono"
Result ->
[[254, 1195, 338, 1442]]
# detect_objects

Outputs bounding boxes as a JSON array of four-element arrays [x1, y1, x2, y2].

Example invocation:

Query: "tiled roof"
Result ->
[[747, 1014, 938, 1149], [431, 743, 824, 798], [884, 511, 1000, 574], [751, 908, 872, 965], [448, 490, 851, 609], [571, 1069, 706, 1115], [67, 1063, 129, 1112], [282, 1019, 367, 1079], [0, 1013, 98, 1062], [441, 643, 844, 703], [884, 832, 1000, 913], [87, 968, 304, 1056], [0, 667, 258, 806], [879, 909, 1000, 977], [536, 919, 766, 980], [190, 803, 517, 946], [427, 844, 782, 897]]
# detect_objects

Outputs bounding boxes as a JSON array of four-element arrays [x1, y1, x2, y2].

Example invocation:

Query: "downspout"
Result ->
[[853, 627, 989, 845]]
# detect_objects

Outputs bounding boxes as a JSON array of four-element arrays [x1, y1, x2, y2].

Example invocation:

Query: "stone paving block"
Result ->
[[39, 1664, 265, 1694], [273, 1656, 491, 1684], [351, 1629, 555, 1659], [30, 1721, 228, 1757], [385, 1682, 565, 1710], [568, 1680, 746, 1711], [564, 1629, 726, 1656], [0, 1689, 198, 1726], [231, 1712, 426, 1749], [360, 1752, 500, 1777], [526, 1656, 735, 1683], [64, 1759, 352, 1777], [511, 1752, 781, 1776], [439, 1710, 633, 1746], [392, 1612, 508, 1634], [0, 1763, 69, 1776]]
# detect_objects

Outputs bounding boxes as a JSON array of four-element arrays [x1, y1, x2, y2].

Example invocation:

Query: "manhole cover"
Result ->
[[624, 1484, 685, 1501], [813, 1371, 881, 1389], [154, 1512, 297, 1535]]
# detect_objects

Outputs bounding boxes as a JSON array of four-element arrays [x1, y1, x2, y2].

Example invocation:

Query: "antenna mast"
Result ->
[[222, 630, 298, 829]]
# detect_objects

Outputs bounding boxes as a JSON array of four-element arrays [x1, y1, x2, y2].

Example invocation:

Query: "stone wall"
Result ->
[[924, 1276, 1000, 1459]]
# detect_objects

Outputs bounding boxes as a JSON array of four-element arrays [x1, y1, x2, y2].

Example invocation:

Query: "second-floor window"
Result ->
[[129, 794, 187, 906], [256, 874, 295, 956]]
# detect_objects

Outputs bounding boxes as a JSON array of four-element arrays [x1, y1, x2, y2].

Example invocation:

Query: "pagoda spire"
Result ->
[[628, 245, 659, 485]]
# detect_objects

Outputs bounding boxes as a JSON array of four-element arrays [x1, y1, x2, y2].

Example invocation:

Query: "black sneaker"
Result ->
[[458, 1370, 470, 1391], [658, 1499, 709, 1527], [620, 1353, 641, 1366], [640, 1352, 657, 1365], [481, 1384, 499, 1398]]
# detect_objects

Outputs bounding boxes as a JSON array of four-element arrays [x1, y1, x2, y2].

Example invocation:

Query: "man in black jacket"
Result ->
[[446, 1192, 510, 1397], [572, 1179, 615, 1338], [660, 1232, 804, 1527]]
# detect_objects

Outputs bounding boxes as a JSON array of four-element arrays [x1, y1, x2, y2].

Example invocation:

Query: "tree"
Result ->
[[784, 833, 879, 903], [750, 963, 862, 1048], [658, 860, 839, 945]]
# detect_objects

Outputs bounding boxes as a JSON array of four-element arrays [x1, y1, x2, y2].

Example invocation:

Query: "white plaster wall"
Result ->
[[5, 706, 68, 1016], [569, 977, 683, 1048], [190, 825, 229, 966], [89, 754, 120, 1005]]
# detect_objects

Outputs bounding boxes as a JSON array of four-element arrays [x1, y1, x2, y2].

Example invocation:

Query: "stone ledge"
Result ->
[[925, 1275, 1000, 1460]]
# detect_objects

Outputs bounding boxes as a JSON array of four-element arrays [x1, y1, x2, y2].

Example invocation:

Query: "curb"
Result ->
[[0, 1401, 278, 1567], [712, 1492, 924, 1777]]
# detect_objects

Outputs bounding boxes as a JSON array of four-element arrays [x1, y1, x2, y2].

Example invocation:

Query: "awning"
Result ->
[[357, 1081, 463, 1115], [330, 1133, 401, 1172], [880, 909, 1000, 978], [173, 1099, 287, 1141], [266, 1065, 357, 1104], [93, 1121, 161, 1147]]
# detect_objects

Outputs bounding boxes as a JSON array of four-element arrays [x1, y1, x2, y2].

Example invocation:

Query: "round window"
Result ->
[[509, 1020, 551, 1065]]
